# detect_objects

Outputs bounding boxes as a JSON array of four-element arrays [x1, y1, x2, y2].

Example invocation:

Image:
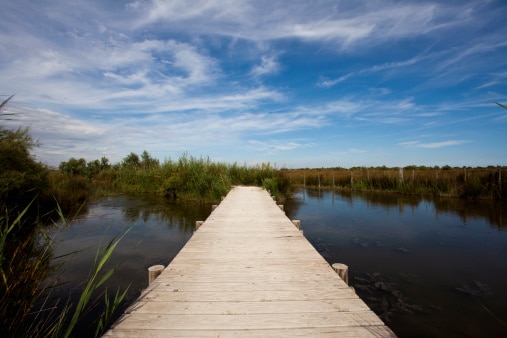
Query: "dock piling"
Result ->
[[148, 265, 165, 284], [195, 221, 204, 231], [332, 263, 349, 285], [291, 220, 301, 230]]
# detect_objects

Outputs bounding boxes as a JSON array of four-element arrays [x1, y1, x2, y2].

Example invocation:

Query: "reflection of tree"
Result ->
[[120, 196, 212, 234]]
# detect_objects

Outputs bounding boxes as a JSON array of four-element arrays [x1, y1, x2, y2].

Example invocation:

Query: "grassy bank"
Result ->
[[54, 152, 505, 203], [283, 166, 506, 199], [56, 153, 291, 204]]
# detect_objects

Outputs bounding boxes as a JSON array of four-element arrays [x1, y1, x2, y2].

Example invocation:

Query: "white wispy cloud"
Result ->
[[399, 140, 469, 149], [3, 99, 325, 165], [317, 53, 435, 88], [130, 1, 481, 49], [317, 74, 352, 88], [247, 140, 316, 153], [1, 33, 221, 109], [250, 55, 280, 78]]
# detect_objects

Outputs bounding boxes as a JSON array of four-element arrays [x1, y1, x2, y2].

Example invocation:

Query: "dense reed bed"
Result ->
[[283, 166, 505, 199], [57, 152, 291, 203]]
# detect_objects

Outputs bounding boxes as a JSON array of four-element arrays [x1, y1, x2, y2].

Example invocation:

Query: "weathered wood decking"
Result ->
[[104, 186, 396, 337]]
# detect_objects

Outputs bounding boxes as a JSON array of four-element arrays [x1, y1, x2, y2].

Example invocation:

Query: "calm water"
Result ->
[[48, 195, 212, 335], [48, 190, 507, 337], [284, 189, 507, 338]]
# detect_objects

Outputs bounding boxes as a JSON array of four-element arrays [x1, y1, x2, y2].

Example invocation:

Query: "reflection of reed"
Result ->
[[300, 187, 506, 229]]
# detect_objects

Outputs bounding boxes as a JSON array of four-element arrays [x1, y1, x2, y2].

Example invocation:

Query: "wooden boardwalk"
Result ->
[[105, 186, 396, 337]]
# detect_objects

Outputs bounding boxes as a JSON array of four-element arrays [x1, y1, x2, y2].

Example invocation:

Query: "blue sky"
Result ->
[[1, 0, 506, 168]]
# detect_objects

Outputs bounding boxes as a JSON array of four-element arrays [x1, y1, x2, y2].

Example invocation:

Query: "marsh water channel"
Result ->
[[48, 189, 507, 337]]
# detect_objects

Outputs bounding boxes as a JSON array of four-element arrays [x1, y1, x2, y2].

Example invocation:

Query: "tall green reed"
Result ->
[[1, 202, 130, 337]]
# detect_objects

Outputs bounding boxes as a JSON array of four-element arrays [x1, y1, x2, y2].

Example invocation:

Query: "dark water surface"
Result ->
[[48, 195, 212, 335], [284, 189, 507, 338], [48, 190, 507, 337]]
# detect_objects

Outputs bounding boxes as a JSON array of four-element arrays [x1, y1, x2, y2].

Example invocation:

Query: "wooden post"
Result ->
[[499, 169, 502, 194], [148, 265, 165, 285], [398, 168, 404, 184], [291, 220, 301, 230], [195, 221, 204, 230], [332, 263, 349, 285]]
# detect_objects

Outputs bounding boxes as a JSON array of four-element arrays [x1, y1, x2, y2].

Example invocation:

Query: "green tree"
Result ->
[[59, 157, 87, 176], [121, 152, 141, 169], [87, 159, 101, 176], [140, 150, 159, 169], [0, 125, 49, 216], [1, 94, 51, 227], [100, 156, 111, 170]]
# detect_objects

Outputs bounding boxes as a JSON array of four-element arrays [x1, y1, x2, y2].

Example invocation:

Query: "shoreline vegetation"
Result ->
[[54, 153, 506, 212], [284, 165, 505, 200]]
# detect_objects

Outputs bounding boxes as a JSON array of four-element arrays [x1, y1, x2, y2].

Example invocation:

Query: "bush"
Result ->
[[0, 126, 50, 219]]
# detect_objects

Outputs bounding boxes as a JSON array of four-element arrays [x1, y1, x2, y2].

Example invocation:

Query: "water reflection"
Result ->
[[285, 188, 507, 338], [46, 195, 212, 335], [288, 188, 506, 229], [112, 195, 210, 233]]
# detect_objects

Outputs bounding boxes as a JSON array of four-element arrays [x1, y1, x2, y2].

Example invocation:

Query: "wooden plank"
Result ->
[[127, 299, 370, 315], [105, 186, 396, 337], [106, 312, 386, 330], [146, 280, 350, 292], [105, 326, 396, 337], [137, 289, 358, 302]]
